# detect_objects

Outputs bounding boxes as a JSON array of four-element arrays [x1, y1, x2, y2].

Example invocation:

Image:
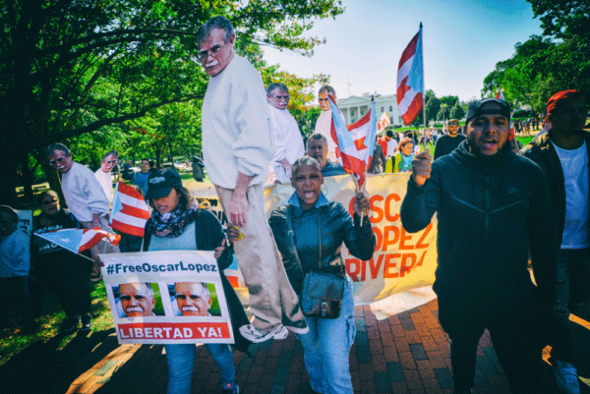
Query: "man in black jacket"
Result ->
[[401, 98, 557, 394], [433, 119, 466, 160], [522, 90, 588, 394]]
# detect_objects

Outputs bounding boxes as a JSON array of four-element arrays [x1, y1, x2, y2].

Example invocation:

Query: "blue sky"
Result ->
[[261, 0, 543, 102]]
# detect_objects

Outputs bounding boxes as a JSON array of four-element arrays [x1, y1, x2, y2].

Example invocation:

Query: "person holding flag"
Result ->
[[328, 94, 377, 191], [46, 143, 120, 281], [401, 98, 556, 394], [269, 157, 375, 394], [31, 190, 93, 333]]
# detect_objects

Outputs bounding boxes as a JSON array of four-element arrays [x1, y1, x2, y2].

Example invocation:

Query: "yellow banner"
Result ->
[[189, 172, 437, 305]]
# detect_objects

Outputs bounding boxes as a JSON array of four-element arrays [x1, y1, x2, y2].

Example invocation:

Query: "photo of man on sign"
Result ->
[[115, 282, 164, 318], [169, 282, 221, 317]]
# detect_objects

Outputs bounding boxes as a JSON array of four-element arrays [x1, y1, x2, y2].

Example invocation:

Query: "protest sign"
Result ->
[[100, 251, 234, 345], [189, 172, 438, 305], [16, 210, 33, 236]]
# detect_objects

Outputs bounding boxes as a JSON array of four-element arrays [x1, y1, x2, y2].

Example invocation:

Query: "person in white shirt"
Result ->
[[522, 90, 588, 394], [385, 130, 398, 158], [199, 16, 308, 343], [45, 143, 119, 281], [94, 150, 118, 202], [265, 83, 305, 184], [315, 85, 338, 162]]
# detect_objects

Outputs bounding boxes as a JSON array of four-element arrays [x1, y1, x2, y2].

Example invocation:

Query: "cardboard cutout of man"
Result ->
[[198, 16, 307, 343], [265, 83, 305, 184], [315, 85, 338, 162], [95, 150, 118, 202]]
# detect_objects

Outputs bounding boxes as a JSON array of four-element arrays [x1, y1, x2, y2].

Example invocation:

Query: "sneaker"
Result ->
[[223, 382, 239, 393], [553, 359, 580, 394], [61, 316, 80, 333], [239, 324, 288, 343], [80, 314, 92, 332]]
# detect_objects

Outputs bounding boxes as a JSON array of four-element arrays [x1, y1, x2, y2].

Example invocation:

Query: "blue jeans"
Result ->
[[297, 277, 356, 394], [164, 343, 235, 394], [552, 247, 590, 362]]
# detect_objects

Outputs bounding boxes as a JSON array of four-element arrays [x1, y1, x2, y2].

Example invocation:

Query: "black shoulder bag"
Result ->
[[286, 205, 345, 319]]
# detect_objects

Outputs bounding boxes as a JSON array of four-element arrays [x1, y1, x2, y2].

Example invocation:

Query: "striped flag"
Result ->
[[397, 25, 424, 126], [110, 181, 151, 237], [377, 111, 391, 132], [329, 96, 377, 189], [34, 228, 120, 254], [496, 87, 505, 101]]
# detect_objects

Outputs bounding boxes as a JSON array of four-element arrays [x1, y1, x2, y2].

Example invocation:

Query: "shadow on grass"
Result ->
[[0, 327, 119, 394]]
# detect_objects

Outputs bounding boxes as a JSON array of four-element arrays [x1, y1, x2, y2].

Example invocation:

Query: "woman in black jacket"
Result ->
[[269, 157, 376, 394], [142, 168, 250, 394]]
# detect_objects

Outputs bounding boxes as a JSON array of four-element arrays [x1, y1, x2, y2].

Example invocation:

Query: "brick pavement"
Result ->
[[64, 298, 513, 394], [4, 297, 588, 394]]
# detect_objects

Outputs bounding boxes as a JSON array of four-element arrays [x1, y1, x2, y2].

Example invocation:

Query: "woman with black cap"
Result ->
[[142, 168, 250, 394]]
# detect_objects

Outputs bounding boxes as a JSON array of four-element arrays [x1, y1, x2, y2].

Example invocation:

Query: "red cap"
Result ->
[[545, 90, 585, 123]]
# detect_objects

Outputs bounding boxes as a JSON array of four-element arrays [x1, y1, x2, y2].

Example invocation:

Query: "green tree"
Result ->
[[439, 95, 459, 109], [424, 90, 440, 124], [0, 0, 345, 206], [482, 2, 590, 114], [450, 103, 465, 120]]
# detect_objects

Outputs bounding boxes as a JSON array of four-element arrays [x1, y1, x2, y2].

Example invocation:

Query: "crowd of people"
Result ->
[[0, 15, 588, 394]]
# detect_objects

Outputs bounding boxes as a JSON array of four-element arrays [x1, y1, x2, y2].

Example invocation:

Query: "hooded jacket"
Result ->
[[269, 193, 376, 293], [521, 130, 590, 246], [401, 140, 557, 308]]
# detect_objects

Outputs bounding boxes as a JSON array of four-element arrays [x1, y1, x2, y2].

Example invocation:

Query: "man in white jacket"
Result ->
[[265, 83, 305, 184], [199, 16, 308, 343], [46, 143, 119, 281]]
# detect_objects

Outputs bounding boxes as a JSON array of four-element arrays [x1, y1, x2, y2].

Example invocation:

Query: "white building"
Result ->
[[337, 93, 402, 126]]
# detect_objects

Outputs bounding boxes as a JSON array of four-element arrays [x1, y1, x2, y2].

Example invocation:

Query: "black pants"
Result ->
[[438, 292, 544, 393], [35, 252, 91, 318]]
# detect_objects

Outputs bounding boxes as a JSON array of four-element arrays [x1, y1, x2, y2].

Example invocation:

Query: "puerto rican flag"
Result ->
[[496, 87, 505, 101], [34, 228, 120, 254], [377, 111, 391, 132], [110, 181, 151, 237], [329, 95, 377, 189], [397, 25, 424, 126]]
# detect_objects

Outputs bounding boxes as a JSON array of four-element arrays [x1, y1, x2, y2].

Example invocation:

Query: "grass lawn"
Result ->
[[0, 281, 113, 366]]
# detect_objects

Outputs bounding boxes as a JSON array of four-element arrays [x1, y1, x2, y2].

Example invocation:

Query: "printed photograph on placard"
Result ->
[[166, 282, 221, 317], [113, 282, 165, 318]]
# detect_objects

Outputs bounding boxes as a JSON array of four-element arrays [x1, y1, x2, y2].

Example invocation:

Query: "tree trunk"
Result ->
[[20, 152, 34, 204]]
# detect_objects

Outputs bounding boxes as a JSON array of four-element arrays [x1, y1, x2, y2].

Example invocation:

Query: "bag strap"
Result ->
[[286, 205, 303, 272], [316, 206, 345, 277]]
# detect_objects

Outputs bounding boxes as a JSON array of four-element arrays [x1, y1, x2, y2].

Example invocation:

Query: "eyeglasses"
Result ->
[[49, 157, 66, 167], [42, 199, 58, 206], [197, 42, 226, 63]]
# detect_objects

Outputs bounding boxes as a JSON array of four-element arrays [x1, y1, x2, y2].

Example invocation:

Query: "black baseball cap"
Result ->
[[145, 168, 183, 200], [465, 98, 511, 125]]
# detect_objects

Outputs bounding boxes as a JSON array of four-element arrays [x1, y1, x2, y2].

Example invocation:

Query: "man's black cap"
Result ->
[[145, 168, 183, 200], [465, 98, 511, 125]]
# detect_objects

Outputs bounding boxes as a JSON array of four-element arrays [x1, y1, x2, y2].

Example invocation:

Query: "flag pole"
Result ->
[[420, 22, 427, 154]]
